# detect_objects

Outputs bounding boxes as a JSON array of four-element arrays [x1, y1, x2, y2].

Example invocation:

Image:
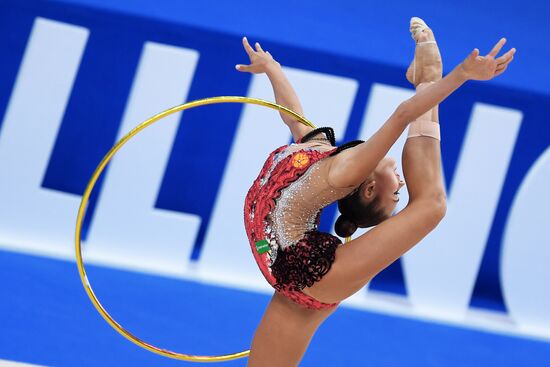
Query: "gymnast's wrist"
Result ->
[[265, 61, 282, 76], [456, 63, 471, 82]]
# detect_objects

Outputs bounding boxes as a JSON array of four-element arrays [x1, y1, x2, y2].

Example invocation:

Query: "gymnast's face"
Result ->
[[362, 157, 405, 218]]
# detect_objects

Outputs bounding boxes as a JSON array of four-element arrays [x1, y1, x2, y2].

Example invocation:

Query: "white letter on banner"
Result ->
[[402, 103, 522, 318], [0, 18, 88, 257], [197, 68, 358, 290], [501, 146, 550, 334], [84, 42, 201, 276]]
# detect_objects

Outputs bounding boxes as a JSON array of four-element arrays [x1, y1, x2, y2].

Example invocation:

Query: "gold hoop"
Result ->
[[75, 96, 355, 362]]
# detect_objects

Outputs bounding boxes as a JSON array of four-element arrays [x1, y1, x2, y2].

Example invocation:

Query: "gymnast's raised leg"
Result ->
[[301, 17, 446, 306]]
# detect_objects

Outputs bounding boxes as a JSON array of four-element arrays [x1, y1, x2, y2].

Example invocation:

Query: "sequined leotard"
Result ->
[[244, 127, 359, 310]]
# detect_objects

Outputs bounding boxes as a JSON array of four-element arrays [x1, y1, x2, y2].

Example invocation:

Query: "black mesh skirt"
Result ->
[[270, 230, 342, 292]]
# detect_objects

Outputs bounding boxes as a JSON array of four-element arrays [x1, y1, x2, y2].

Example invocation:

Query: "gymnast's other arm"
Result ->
[[236, 37, 314, 142], [327, 40, 516, 189]]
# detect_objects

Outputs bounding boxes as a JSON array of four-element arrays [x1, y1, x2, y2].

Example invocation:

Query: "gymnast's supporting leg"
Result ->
[[247, 292, 337, 367]]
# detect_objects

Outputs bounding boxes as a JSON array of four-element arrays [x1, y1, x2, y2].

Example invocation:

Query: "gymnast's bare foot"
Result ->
[[406, 17, 443, 86]]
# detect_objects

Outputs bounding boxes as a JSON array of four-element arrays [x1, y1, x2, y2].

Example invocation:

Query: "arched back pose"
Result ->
[[236, 18, 515, 367]]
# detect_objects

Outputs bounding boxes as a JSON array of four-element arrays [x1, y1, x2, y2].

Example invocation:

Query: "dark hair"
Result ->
[[334, 183, 387, 237], [329, 139, 365, 156], [330, 138, 388, 237], [300, 126, 336, 146]]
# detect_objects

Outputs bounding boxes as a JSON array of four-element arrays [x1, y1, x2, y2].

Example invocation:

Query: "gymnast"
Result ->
[[236, 17, 515, 366]]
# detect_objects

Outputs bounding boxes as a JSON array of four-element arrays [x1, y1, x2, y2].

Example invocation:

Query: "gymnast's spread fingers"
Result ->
[[487, 37, 507, 57], [255, 42, 264, 53], [242, 36, 256, 57], [494, 63, 509, 76], [495, 57, 514, 76], [497, 55, 514, 69], [494, 54, 515, 76], [495, 48, 516, 65]]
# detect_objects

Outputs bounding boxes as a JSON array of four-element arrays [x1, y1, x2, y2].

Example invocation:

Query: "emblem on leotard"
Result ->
[[292, 152, 309, 168], [255, 239, 271, 254]]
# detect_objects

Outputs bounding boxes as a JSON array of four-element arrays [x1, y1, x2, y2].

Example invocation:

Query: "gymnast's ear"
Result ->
[[363, 180, 376, 200]]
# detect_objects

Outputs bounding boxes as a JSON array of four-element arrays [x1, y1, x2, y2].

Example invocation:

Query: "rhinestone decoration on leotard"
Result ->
[[270, 162, 337, 251]]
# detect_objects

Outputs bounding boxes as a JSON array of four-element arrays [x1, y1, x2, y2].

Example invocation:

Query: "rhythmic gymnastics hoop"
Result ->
[[75, 96, 352, 362]]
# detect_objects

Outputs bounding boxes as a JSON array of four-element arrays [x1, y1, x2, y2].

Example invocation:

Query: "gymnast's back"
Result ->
[[243, 127, 359, 308]]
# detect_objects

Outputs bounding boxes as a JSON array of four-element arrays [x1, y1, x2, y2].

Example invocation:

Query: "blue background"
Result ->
[[1, 0, 549, 365]]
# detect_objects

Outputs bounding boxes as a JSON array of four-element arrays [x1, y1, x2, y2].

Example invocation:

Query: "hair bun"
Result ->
[[335, 214, 358, 238]]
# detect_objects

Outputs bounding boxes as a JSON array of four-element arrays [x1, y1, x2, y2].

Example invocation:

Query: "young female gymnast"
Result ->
[[236, 17, 515, 366]]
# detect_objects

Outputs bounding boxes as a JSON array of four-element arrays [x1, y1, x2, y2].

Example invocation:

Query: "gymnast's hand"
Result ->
[[235, 37, 280, 74], [459, 38, 516, 81]]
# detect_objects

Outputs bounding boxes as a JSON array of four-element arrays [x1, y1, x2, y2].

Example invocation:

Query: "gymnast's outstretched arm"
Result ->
[[236, 37, 314, 142], [327, 39, 516, 189]]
